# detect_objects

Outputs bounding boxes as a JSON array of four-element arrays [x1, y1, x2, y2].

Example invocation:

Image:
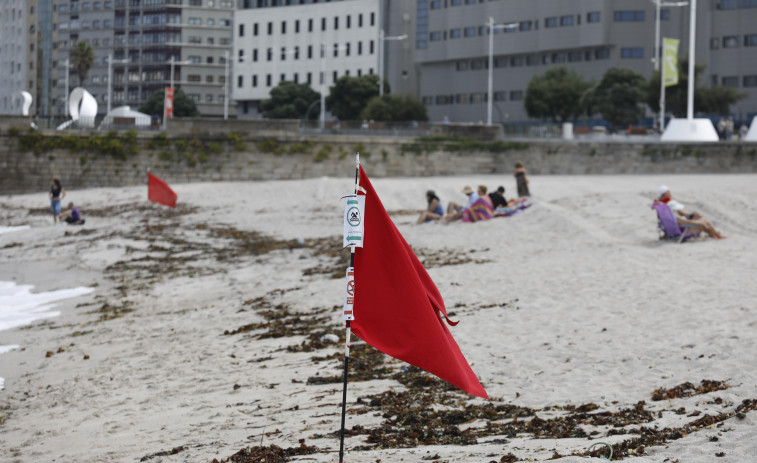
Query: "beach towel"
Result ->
[[461, 196, 494, 223], [494, 198, 532, 217]]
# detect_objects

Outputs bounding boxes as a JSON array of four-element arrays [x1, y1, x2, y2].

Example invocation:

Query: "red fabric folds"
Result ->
[[352, 166, 488, 399], [148, 172, 177, 208]]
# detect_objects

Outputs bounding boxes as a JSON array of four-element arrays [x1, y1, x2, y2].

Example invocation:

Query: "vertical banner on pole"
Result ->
[[663, 38, 679, 87], [343, 194, 365, 248], [165, 87, 175, 119]]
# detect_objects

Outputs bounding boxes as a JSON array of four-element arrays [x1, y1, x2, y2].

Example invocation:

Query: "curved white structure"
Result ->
[[11, 91, 33, 116], [660, 118, 719, 142], [102, 106, 151, 127], [58, 87, 98, 130], [744, 116, 757, 142]]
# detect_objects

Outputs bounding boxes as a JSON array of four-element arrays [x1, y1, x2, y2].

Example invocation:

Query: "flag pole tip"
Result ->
[[355, 153, 360, 167]]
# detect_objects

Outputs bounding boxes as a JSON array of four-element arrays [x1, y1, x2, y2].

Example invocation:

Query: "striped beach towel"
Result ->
[[462, 196, 494, 223]]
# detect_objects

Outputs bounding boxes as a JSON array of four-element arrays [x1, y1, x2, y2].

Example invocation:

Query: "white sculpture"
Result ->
[[11, 90, 33, 116], [744, 116, 757, 142], [660, 118, 719, 142]]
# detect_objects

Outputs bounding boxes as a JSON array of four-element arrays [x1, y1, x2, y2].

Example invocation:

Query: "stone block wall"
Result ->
[[1, 130, 756, 195]]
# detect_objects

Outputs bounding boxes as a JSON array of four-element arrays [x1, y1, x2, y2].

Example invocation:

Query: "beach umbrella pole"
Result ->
[[339, 155, 360, 462]]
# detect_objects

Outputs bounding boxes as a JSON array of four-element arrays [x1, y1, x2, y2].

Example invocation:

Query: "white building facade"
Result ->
[[232, 0, 380, 118]]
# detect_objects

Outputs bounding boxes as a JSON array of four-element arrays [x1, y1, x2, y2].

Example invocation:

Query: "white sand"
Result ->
[[1, 173, 756, 462]]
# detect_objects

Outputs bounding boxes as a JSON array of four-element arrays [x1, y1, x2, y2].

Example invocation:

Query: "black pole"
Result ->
[[338, 159, 360, 462]]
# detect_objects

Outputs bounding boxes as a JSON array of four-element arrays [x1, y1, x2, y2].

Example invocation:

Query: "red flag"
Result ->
[[148, 172, 177, 208], [352, 166, 488, 399]]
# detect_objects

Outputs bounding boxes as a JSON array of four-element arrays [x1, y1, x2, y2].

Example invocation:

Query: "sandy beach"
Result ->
[[1, 171, 756, 463]]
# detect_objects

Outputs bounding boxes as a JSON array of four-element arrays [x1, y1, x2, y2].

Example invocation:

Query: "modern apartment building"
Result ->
[[232, 0, 416, 119], [0, 0, 42, 115], [415, 0, 757, 124], [50, 0, 235, 118]]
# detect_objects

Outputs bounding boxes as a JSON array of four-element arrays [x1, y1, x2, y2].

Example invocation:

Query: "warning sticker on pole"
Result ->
[[343, 267, 355, 321], [343, 194, 365, 248]]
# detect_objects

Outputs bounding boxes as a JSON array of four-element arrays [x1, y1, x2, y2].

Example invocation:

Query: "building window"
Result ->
[[334, 16, 339, 30], [568, 51, 582, 62], [430, 0, 441, 9], [281, 21, 286, 34], [545, 17, 558, 28], [358, 42, 363, 55], [254, 23, 259, 36], [239, 24, 245, 36], [595, 48, 610, 59], [560, 15, 574, 26], [308, 18, 313, 32], [456, 61, 469, 71], [346, 15, 351, 29], [587, 11, 601, 22], [621, 47, 644, 58], [450, 28, 462, 38], [321, 17, 326, 31], [430, 31, 441, 41], [253, 49, 258, 62], [471, 59, 486, 70], [614, 11, 645, 21], [267, 48, 272, 61], [510, 56, 523, 67], [422, 96, 434, 105], [307, 72, 312, 84], [745, 34, 757, 46], [464, 27, 476, 37], [370, 12, 375, 26], [551, 52, 566, 63], [370, 40, 375, 54], [456, 94, 470, 104], [711, 38, 720, 50], [252, 75, 258, 87], [308, 45, 313, 59], [238, 49, 244, 62], [510, 91, 523, 101], [359, 13, 363, 27], [238, 75, 243, 87], [268, 22, 273, 35], [493, 91, 506, 101], [295, 20, 300, 33], [743, 75, 757, 87], [660, 9, 671, 20], [451, 0, 462, 5], [266, 74, 272, 87], [494, 57, 508, 68], [519, 21, 532, 31], [722, 76, 739, 87], [723, 36, 739, 48]]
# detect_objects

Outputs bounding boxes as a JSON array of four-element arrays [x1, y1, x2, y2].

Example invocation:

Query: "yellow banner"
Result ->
[[663, 38, 679, 87]]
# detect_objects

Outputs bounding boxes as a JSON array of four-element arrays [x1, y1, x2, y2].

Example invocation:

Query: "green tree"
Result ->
[[325, 74, 389, 120], [139, 88, 200, 117], [259, 80, 321, 119], [360, 94, 428, 121], [583, 68, 646, 131], [524, 66, 591, 123], [646, 58, 746, 116], [70, 41, 95, 86]]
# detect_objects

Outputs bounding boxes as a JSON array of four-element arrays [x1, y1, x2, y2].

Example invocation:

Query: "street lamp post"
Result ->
[[64, 58, 70, 116], [224, 50, 230, 120], [487, 17, 517, 125], [651, 0, 688, 131], [377, 29, 407, 97], [652, 0, 688, 71]]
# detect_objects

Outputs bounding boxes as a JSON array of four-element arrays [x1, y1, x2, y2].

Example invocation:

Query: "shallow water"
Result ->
[[0, 281, 93, 389]]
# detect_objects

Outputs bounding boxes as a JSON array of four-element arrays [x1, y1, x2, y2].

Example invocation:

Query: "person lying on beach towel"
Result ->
[[461, 186, 494, 223], [493, 198, 531, 217]]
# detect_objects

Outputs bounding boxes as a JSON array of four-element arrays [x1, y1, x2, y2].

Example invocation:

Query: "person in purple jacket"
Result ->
[[60, 202, 85, 225]]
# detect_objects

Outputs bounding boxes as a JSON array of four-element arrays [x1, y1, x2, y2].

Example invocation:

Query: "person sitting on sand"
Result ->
[[416, 190, 444, 224], [443, 185, 480, 224], [656, 185, 724, 239], [488, 186, 508, 209], [60, 202, 85, 225]]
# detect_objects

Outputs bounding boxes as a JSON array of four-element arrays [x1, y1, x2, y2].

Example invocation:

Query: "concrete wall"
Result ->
[[2, 130, 756, 195]]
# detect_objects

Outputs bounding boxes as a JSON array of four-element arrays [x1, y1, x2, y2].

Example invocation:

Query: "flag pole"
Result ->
[[338, 154, 360, 463]]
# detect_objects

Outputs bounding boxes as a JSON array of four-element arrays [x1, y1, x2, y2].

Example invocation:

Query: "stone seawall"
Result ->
[[1, 131, 756, 195]]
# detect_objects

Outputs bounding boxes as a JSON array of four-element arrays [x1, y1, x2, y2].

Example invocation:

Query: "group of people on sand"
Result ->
[[416, 162, 531, 225], [654, 185, 725, 240], [49, 179, 85, 225]]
